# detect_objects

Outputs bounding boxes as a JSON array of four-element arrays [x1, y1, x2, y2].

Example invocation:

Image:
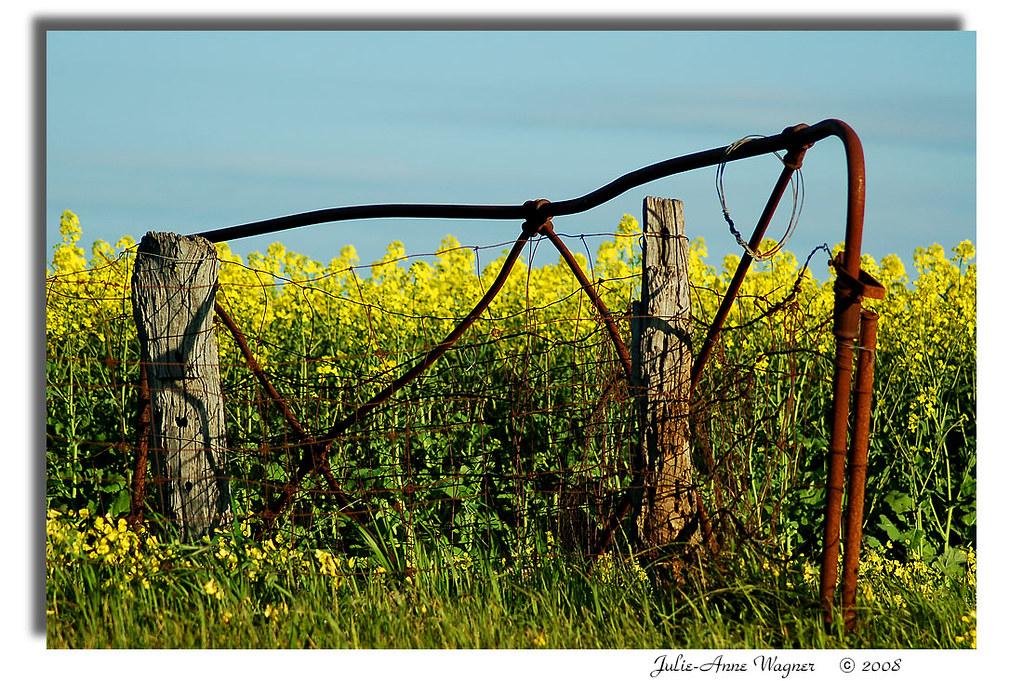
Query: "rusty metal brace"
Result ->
[[255, 226, 534, 534]]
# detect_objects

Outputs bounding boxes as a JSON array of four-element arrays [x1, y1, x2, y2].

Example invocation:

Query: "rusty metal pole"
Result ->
[[684, 138, 810, 543], [841, 309, 879, 629], [820, 121, 869, 624], [213, 300, 376, 527], [820, 286, 859, 623]]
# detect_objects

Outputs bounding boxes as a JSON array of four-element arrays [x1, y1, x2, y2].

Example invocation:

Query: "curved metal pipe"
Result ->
[[191, 120, 864, 245], [815, 119, 868, 623]]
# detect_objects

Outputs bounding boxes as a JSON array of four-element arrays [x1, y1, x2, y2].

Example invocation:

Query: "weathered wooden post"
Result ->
[[634, 197, 698, 560], [131, 232, 230, 539]]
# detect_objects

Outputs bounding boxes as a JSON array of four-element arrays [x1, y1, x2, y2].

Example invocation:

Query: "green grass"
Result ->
[[45, 521, 975, 649]]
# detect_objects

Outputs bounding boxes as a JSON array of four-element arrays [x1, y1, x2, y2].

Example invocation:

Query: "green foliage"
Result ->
[[46, 511, 975, 648]]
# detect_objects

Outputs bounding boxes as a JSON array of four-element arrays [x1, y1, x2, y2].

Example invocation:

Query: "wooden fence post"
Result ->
[[634, 197, 698, 558], [131, 231, 230, 539]]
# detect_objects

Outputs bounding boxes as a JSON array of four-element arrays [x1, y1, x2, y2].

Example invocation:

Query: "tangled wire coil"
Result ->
[[716, 135, 805, 261]]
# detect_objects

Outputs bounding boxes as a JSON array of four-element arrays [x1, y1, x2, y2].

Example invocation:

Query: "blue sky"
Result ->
[[46, 31, 975, 273]]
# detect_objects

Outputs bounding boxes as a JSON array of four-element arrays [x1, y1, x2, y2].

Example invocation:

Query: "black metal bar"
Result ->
[[194, 204, 524, 243], [191, 120, 851, 244]]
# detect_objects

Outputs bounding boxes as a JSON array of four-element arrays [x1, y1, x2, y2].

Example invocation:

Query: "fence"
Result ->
[[46, 119, 886, 627]]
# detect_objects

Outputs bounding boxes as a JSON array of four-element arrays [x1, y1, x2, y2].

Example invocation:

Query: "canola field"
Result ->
[[44, 211, 976, 648]]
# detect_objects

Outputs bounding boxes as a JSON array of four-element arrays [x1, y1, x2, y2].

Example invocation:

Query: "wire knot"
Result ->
[[779, 124, 812, 169], [522, 198, 553, 237], [782, 147, 808, 170]]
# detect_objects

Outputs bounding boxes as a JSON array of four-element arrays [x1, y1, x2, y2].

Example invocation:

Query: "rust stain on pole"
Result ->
[[841, 309, 880, 629], [128, 362, 151, 526]]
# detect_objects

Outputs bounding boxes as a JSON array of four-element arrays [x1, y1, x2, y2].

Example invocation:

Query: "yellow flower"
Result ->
[[263, 602, 288, 621], [202, 578, 224, 600]]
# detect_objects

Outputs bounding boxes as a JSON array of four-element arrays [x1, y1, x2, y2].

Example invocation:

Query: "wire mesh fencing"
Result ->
[[46, 214, 844, 570]]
